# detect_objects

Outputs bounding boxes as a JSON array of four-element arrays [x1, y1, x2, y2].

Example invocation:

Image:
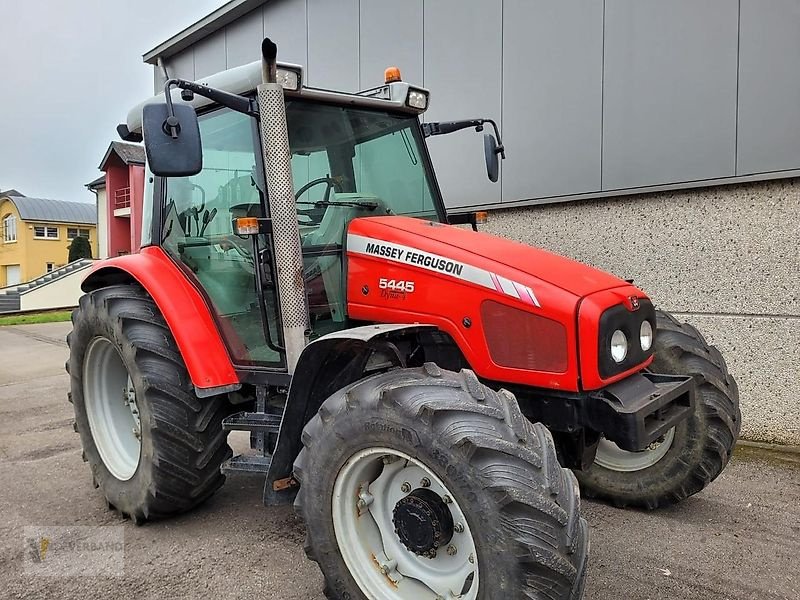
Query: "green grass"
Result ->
[[0, 310, 73, 326]]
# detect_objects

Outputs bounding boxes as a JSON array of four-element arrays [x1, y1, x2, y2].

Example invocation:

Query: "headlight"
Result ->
[[640, 320, 653, 351], [610, 329, 628, 363]]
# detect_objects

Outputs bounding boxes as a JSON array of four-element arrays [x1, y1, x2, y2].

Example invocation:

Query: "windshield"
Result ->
[[287, 101, 440, 224]]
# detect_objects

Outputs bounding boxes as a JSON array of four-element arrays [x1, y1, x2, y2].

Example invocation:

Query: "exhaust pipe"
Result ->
[[257, 38, 309, 372]]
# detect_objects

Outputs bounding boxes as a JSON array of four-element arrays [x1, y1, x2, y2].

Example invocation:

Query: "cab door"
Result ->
[[160, 107, 284, 368]]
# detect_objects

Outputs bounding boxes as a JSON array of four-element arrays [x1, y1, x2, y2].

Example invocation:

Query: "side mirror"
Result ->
[[483, 133, 501, 183], [142, 103, 202, 177]]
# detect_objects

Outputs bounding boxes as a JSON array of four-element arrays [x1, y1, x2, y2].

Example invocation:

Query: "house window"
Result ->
[[67, 227, 91, 240], [46, 263, 55, 273], [33, 225, 59, 239], [2, 215, 16, 243]]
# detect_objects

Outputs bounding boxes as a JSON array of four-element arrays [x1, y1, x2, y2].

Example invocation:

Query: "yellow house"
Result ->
[[0, 194, 98, 287]]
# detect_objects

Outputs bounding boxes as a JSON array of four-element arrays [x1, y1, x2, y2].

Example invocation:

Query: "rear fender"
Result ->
[[264, 323, 434, 505], [81, 247, 240, 396]]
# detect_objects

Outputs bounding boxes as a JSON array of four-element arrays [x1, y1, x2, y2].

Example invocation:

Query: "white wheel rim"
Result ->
[[83, 337, 141, 481], [594, 428, 675, 472], [332, 447, 479, 599]]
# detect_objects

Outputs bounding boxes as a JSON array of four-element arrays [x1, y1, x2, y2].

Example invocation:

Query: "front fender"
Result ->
[[81, 247, 239, 396], [264, 324, 434, 504]]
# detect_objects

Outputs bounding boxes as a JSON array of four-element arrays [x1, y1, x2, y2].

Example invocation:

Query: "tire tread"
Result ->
[[294, 364, 588, 599], [67, 284, 232, 522]]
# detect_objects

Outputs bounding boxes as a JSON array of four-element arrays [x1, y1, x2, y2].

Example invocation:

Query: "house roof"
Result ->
[[0, 196, 97, 225], [143, 0, 269, 65], [0, 189, 24, 197], [98, 141, 145, 170], [85, 175, 106, 190]]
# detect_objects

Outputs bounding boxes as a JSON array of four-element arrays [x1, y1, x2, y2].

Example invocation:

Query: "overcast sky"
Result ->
[[0, 0, 227, 203]]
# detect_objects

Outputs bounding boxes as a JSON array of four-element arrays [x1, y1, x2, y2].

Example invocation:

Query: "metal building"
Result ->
[[142, 0, 800, 445]]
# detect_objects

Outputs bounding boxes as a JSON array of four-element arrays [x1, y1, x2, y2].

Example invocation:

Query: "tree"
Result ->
[[68, 235, 93, 262]]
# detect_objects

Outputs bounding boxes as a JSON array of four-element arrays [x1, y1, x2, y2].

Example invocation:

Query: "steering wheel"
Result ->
[[295, 177, 344, 225], [295, 176, 341, 203]]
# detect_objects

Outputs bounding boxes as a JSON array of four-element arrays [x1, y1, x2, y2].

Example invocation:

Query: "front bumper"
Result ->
[[517, 371, 696, 453], [585, 372, 696, 451]]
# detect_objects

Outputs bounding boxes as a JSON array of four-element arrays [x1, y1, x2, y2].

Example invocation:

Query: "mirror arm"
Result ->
[[164, 78, 258, 121], [162, 79, 182, 139], [422, 118, 505, 159]]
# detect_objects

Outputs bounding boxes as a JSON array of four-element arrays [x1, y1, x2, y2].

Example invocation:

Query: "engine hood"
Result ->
[[351, 216, 627, 298]]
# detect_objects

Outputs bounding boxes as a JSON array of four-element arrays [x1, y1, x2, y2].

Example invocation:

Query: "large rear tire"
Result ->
[[67, 284, 233, 521], [576, 310, 740, 509], [294, 364, 589, 599]]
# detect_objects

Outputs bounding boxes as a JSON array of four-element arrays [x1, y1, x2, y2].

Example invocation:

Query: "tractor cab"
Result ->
[[127, 54, 498, 373]]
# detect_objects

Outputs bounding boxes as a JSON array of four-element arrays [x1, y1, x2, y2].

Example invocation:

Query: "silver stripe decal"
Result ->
[[497, 275, 520, 299], [347, 233, 540, 307]]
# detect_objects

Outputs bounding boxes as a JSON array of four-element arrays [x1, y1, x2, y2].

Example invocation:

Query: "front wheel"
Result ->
[[294, 365, 589, 600], [576, 310, 741, 509]]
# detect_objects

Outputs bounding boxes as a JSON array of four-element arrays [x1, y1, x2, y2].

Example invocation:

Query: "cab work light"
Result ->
[[406, 88, 429, 110], [276, 67, 301, 91]]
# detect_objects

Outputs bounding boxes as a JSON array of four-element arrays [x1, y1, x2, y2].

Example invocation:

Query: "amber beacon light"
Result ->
[[384, 66, 402, 83]]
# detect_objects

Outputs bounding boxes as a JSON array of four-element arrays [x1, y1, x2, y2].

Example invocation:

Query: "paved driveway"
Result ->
[[1, 322, 798, 599]]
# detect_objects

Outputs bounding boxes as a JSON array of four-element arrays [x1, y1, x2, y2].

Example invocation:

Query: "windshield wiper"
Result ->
[[297, 200, 379, 210]]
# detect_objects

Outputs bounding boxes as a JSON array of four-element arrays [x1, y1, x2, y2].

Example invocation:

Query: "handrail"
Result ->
[[114, 187, 131, 208]]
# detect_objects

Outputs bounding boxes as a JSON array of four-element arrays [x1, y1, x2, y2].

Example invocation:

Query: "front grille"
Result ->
[[597, 299, 656, 379]]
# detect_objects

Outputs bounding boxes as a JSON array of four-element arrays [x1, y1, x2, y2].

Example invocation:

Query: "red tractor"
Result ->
[[68, 39, 739, 599]]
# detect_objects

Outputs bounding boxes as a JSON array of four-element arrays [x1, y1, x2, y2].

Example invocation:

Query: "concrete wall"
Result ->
[[19, 263, 93, 312], [483, 178, 800, 445]]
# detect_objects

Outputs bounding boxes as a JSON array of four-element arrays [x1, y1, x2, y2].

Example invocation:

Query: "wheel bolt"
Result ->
[[454, 522, 464, 534], [447, 545, 457, 556], [420, 477, 431, 488], [378, 558, 397, 575], [356, 491, 373, 511], [400, 482, 411, 493], [468, 553, 475, 564], [443, 495, 452, 504]]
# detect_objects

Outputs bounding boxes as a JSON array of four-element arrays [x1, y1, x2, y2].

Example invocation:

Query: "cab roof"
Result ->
[[126, 59, 429, 135]]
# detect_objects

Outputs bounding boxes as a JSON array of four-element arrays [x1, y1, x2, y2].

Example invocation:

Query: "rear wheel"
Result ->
[[576, 310, 740, 508], [294, 364, 589, 599], [67, 284, 233, 521]]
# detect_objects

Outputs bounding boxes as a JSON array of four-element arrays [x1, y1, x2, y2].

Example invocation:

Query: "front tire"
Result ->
[[67, 285, 233, 521], [294, 364, 589, 599], [576, 310, 741, 509]]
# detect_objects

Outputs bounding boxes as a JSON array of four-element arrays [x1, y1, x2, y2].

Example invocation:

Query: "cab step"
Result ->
[[222, 411, 282, 433], [221, 454, 272, 475]]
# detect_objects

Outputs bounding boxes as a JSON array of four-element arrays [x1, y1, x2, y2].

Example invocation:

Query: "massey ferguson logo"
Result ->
[[629, 296, 640, 310], [363, 242, 465, 276]]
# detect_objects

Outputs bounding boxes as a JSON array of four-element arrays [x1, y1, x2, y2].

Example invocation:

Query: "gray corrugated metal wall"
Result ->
[[157, 0, 800, 210]]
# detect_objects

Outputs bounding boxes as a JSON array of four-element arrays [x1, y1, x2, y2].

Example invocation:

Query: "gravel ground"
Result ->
[[1, 322, 798, 599]]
